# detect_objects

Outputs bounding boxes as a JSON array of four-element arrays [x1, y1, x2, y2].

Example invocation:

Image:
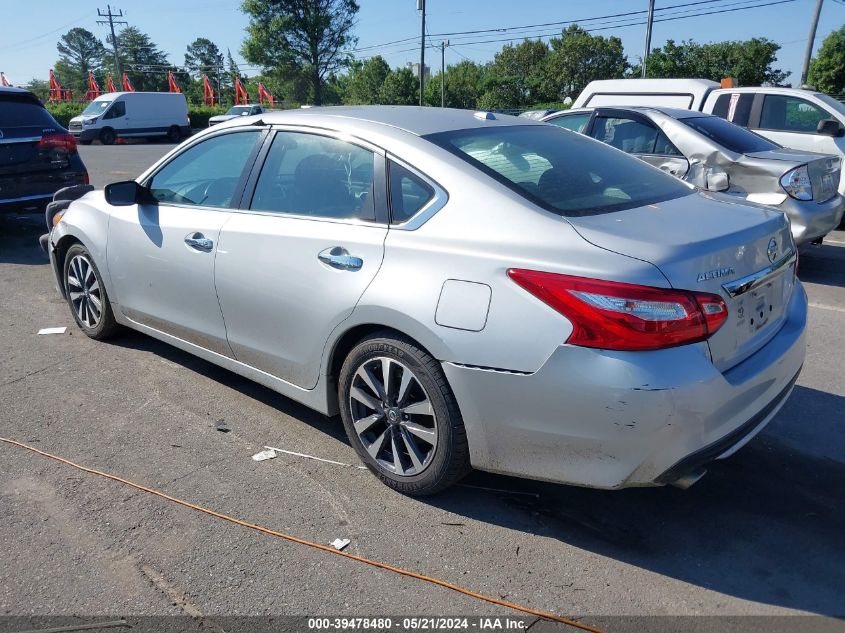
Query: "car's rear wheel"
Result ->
[[63, 244, 119, 340], [167, 126, 181, 143], [99, 128, 116, 145], [338, 333, 470, 496]]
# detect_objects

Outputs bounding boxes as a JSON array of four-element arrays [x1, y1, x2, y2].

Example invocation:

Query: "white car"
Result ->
[[208, 104, 265, 126]]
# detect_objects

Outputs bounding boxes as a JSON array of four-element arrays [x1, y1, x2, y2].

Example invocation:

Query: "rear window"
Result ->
[[0, 96, 57, 127], [425, 125, 691, 217], [681, 116, 778, 154]]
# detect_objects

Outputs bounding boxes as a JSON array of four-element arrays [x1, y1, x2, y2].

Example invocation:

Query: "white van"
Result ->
[[574, 79, 845, 195], [68, 92, 191, 145]]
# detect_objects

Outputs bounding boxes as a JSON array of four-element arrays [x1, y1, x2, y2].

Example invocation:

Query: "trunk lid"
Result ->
[[745, 149, 840, 203], [0, 96, 69, 175], [567, 191, 797, 372]]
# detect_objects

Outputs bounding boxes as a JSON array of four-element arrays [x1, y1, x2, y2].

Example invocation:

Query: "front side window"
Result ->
[[148, 131, 261, 207], [759, 95, 829, 133], [250, 131, 375, 221], [681, 115, 778, 153], [103, 101, 125, 119], [389, 161, 434, 223], [426, 125, 691, 217], [547, 113, 591, 134]]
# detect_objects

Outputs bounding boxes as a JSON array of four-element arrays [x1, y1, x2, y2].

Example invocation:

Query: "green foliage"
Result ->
[[185, 38, 225, 84], [478, 40, 549, 109], [380, 67, 418, 105], [24, 79, 50, 103], [639, 38, 789, 86], [424, 60, 484, 108], [241, 0, 359, 105], [45, 103, 85, 127], [542, 25, 628, 101], [55, 28, 107, 97], [117, 26, 172, 91], [186, 104, 230, 128], [344, 56, 391, 104], [808, 26, 845, 93]]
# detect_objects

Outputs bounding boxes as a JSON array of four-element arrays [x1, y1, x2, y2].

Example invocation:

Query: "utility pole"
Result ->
[[440, 40, 449, 107], [418, 0, 426, 106], [641, 0, 655, 78], [800, 0, 824, 86], [97, 5, 127, 81]]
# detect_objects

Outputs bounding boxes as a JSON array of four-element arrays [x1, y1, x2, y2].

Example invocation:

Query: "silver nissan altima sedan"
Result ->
[[44, 107, 806, 496]]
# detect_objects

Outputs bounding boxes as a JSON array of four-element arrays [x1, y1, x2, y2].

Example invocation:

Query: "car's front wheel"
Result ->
[[339, 333, 471, 496], [63, 244, 120, 340]]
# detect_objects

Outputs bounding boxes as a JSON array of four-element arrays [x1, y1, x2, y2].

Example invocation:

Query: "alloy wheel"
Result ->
[[66, 254, 102, 329], [349, 356, 438, 476]]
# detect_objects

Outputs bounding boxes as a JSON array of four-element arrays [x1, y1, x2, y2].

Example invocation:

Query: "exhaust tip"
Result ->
[[672, 469, 707, 490]]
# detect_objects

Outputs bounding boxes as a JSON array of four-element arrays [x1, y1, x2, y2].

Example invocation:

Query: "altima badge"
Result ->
[[697, 267, 735, 282]]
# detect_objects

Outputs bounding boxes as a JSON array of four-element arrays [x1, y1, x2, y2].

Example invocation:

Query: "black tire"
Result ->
[[99, 128, 116, 145], [338, 332, 471, 496], [166, 125, 181, 143], [63, 244, 120, 340]]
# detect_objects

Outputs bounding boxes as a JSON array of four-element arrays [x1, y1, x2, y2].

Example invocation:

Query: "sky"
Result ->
[[1, 0, 844, 88]]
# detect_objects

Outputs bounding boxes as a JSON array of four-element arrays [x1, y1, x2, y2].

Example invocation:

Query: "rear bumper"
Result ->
[[780, 193, 845, 245], [444, 282, 807, 489], [0, 162, 88, 212]]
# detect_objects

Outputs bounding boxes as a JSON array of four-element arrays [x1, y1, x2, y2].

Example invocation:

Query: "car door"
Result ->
[[102, 99, 127, 133], [107, 128, 265, 355], [751, 93, 842, 156], [214, 128, 388, 389], [545, 111, 593, 134], [591, 111, 690, 178]]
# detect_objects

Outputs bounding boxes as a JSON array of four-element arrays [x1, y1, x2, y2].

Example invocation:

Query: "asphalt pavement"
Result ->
[[1, 142, 843, 632]]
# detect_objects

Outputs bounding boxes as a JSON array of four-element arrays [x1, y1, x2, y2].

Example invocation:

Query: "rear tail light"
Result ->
[[37, 132, 77, 153], [780, 164, 813, 200], [508, 269, 728, 351]]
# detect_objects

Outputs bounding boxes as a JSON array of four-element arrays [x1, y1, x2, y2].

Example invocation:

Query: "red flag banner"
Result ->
[[106, 74, 117, 92], [257, 82, 275, 106], [121, 73, 135, 92], [48, 69, 73, 102], [167, 71, 181, 93], [84, 71, 101, 101], [202, 74, 215, 106], [234, 77, 248, 105], [0, 72, 11, 87]]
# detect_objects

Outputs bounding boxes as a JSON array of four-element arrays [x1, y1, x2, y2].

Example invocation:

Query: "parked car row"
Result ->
[[42, 106, 806, 496]]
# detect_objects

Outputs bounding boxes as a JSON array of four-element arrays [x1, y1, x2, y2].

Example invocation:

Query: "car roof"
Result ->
[[0, 85, 36, 96], [250, 106, 540, 136], [547, 105, 712, 121]]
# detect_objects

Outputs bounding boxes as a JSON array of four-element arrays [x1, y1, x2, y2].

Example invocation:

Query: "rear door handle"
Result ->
[[318, 246, 363, 271], [185, 232, 213, 252]]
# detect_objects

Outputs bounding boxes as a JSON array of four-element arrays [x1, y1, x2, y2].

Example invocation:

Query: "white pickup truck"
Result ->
[[574, 79, 845, 196]]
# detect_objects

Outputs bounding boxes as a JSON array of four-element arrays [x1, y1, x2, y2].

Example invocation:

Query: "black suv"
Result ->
[[1, 86, 88, 213]]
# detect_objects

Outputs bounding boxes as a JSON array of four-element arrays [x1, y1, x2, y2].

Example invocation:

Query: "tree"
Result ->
[[54, 28, 106, 96], [241, 0, 359, 105], [423, 60, 484, 108], [541, 24, 627, 101], [344, 56, 390, 104], [477, 40, 549, 109], [808, 26, 845, 93], [640, 38, 789, 86], [185, 38, 225, 83], [116, 26, 171, 91], [380, 67, 418, 105]]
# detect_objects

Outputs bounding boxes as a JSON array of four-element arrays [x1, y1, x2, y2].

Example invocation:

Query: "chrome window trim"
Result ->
[[721, 249, 796, 298], [0, 136, 41, 144], [386, 153, 449, 231]]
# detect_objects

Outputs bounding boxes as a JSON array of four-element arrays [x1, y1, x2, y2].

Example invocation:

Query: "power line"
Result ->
[[96, 5, 128, 77]]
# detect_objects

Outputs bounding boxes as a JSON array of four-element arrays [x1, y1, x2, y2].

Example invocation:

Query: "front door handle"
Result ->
[[185, 232, 213, 252], [318, 246, 363, 271]]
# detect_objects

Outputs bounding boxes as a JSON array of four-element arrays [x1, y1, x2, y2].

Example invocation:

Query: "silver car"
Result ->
[[44, 107, 806, 495], [542, 106, 844, 245]]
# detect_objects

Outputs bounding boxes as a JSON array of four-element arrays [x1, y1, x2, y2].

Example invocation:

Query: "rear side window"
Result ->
[[0, 96, 57, 127], [547, 113, 591, 133], [711, 93, 754, 126], [681, 116, 778, 154], [759, 95, 830, 133], [425, 125, 692, 217], [250, 131, 376, 221], [389, 161, 434, 223], [592, 116, 682, 156]]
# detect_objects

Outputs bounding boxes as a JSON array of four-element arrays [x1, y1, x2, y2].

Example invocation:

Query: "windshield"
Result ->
[[82, 100, 112, 116], [681, 116, 779, 154], [226, 106, 251, 115], [425, 125, 692, 217]]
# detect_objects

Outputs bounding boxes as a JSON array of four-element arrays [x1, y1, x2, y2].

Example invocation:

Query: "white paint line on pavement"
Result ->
[[809, 302, 845, 313]]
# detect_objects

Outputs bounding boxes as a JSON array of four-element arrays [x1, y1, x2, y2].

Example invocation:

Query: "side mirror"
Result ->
[[705, 169, 730, 192], [104, 180, 154, 206], [816, 119, 844, 137]]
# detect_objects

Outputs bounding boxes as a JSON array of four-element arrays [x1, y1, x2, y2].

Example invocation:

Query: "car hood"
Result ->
[[209, 115, 236, 122]]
